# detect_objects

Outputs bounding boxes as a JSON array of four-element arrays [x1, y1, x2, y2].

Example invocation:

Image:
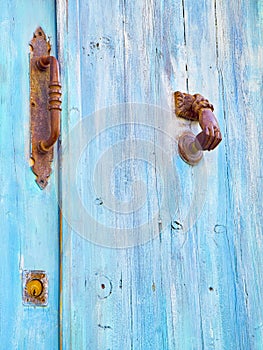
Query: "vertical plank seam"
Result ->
[[181, 0, 189, 92], [55, 1, 66, 349], [121, 0, 128, 102]]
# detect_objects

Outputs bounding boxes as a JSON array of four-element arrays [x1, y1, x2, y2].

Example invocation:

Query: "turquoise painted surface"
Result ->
[[57, 0, 263, 349], [0, 2, 59, 349]]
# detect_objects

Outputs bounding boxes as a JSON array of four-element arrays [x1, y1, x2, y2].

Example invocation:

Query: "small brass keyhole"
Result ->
[[26, 279, 43, 297]]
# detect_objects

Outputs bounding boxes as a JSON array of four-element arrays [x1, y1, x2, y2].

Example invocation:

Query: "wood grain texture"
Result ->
[[57, 0, 263, 349], [0, 2, 59, 349]]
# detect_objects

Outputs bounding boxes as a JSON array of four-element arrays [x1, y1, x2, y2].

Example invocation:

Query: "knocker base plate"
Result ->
[[178, 132, 203, 166], [30, 27, 53, 189]]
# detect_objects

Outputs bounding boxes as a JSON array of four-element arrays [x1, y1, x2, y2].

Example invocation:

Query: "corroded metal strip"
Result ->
[[30, 27, 53, 189]]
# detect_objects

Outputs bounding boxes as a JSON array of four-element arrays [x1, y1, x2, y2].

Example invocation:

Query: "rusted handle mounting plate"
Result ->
[[30, 27, 53, 189]]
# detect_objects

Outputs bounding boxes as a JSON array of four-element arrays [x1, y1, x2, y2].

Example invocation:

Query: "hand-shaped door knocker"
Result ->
[[174, 91, 222, 165]]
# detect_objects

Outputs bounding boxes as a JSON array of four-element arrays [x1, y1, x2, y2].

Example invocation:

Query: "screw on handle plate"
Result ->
[[174, 91, 222, 165]]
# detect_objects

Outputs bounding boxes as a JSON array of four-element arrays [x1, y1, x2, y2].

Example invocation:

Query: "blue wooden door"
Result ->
[[0, 1, 59, 348], [57, 0, 263, 349], [1, 0, 263, 349]]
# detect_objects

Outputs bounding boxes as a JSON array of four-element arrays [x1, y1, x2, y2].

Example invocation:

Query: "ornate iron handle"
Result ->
[[30, 28, 62, 189], [36, 56, 62, 153], [174, 91, 222, 165]]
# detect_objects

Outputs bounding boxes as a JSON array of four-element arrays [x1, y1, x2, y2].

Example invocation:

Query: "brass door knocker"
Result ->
[[174, 91, 222, 165]]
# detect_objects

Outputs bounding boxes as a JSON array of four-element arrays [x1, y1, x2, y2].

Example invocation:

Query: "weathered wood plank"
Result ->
[[58, 0, 263, 349], [0, 2, 59, 349], [214, 1, 263, 348]]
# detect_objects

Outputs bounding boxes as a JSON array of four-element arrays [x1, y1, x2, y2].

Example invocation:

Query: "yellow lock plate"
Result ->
[[22, 270, 48, 306]]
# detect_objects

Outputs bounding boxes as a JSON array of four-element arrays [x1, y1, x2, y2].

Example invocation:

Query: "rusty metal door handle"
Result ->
[[174, 91, 222, 165], [30, 28, 62, 189], [36, 56, 62, 153]]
